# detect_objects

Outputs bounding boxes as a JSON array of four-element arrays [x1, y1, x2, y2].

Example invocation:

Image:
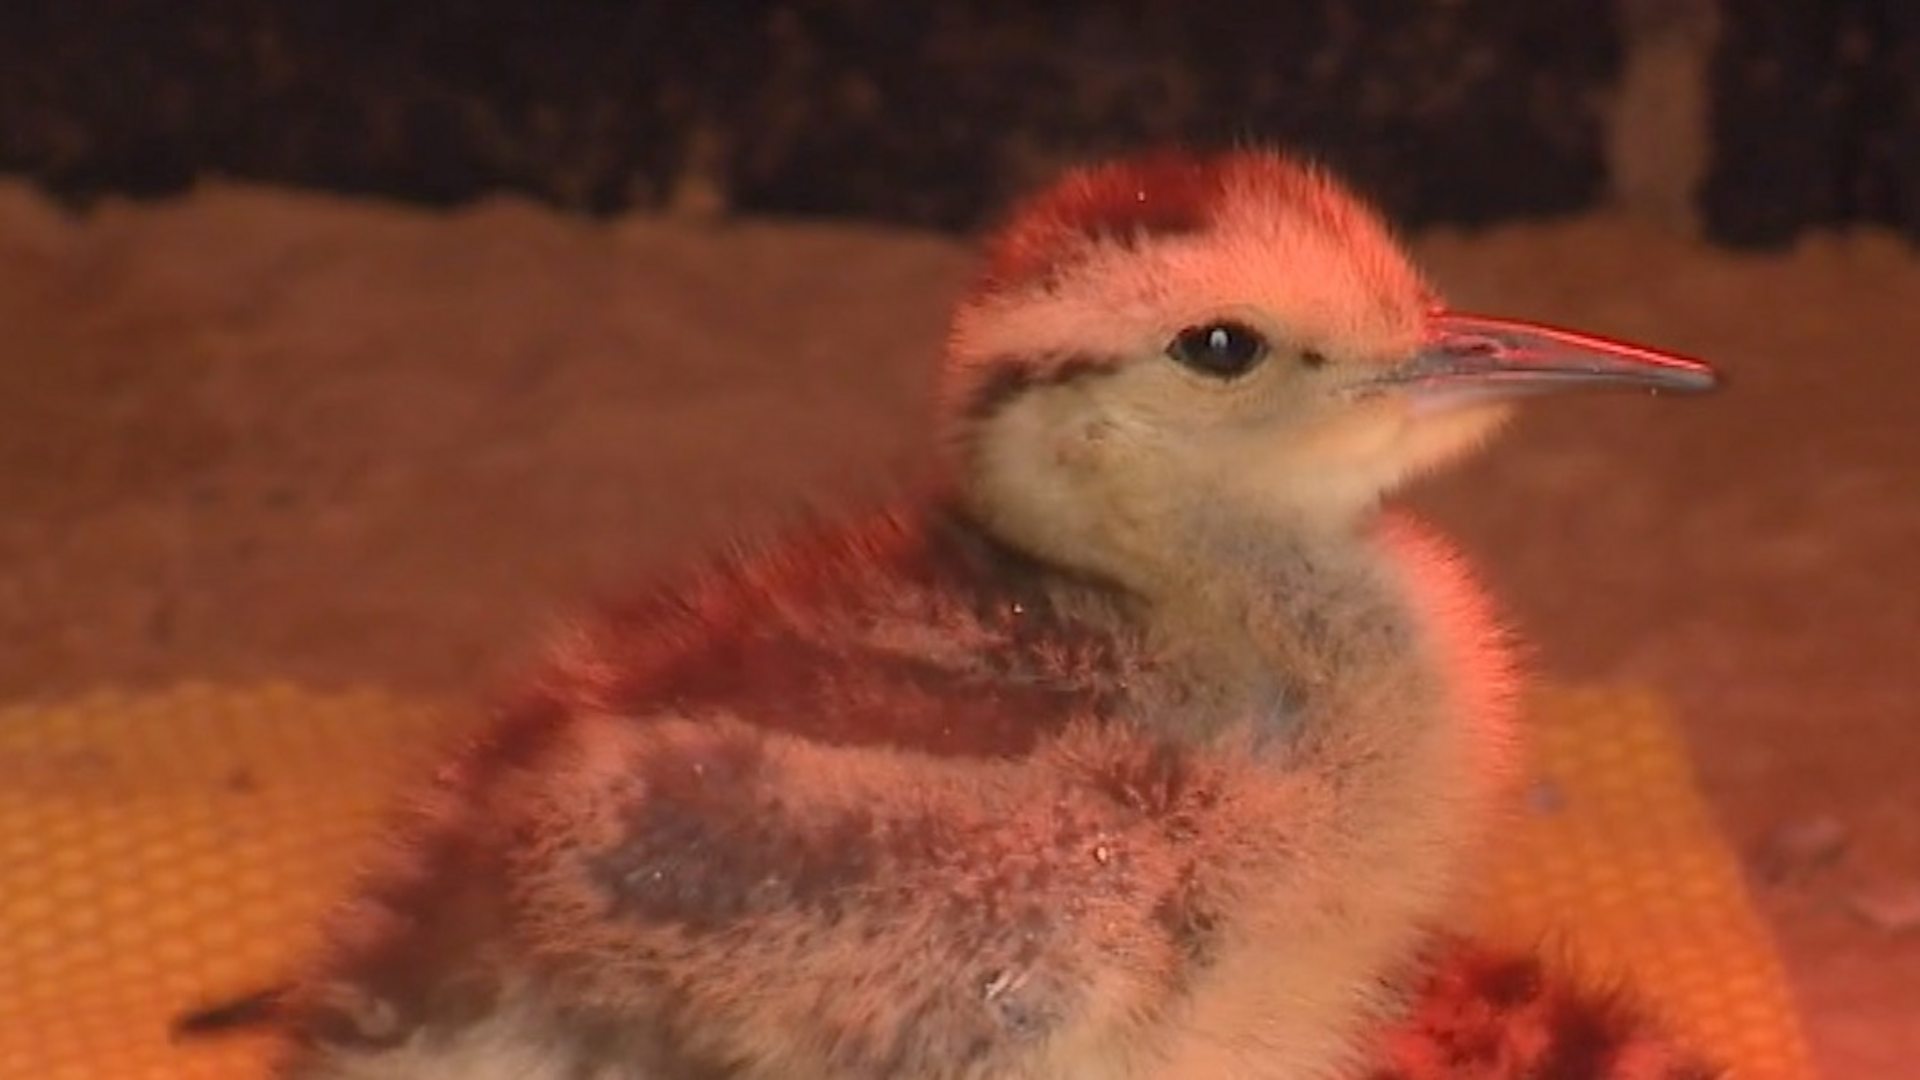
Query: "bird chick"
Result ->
[[260, 149, 1717, 1080]]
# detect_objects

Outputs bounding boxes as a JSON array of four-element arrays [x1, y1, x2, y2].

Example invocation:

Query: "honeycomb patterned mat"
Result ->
[[0, 684, 1815, 1079]]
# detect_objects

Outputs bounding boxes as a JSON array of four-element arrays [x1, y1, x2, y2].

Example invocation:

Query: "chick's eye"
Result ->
[[1168, 321, 1269, 378]]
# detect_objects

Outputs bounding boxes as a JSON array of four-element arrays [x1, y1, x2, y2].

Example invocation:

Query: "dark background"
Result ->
[[1, 0, 1916, 244]]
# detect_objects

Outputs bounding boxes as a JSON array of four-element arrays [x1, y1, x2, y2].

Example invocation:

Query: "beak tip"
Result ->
[[1664, 357, 1721, 396]]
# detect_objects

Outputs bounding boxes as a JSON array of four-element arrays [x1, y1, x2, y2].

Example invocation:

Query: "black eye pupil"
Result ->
[[1169, 321, 1268, 378]]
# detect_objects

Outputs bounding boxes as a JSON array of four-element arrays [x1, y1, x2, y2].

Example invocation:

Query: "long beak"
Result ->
[[1374, 311, 1718, 405]]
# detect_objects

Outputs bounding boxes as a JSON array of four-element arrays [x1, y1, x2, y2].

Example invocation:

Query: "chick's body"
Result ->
[[285, 503, 1509, 1080], [268, 150, 1717, 1080]]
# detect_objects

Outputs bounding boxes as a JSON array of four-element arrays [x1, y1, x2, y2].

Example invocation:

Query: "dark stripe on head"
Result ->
[[960, 352, 1121, 424], [975, 150, 1224, 297]]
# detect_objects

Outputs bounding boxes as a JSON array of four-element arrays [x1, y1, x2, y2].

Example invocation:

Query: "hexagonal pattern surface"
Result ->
[[0, 684, 1814, 1078]]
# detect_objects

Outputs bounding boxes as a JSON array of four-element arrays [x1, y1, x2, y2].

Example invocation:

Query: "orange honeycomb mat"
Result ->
[[0, 684, 1816, 1079]]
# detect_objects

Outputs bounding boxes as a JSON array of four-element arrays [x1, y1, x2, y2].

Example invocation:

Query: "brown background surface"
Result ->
[[1, 182, 1915, 1076]]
